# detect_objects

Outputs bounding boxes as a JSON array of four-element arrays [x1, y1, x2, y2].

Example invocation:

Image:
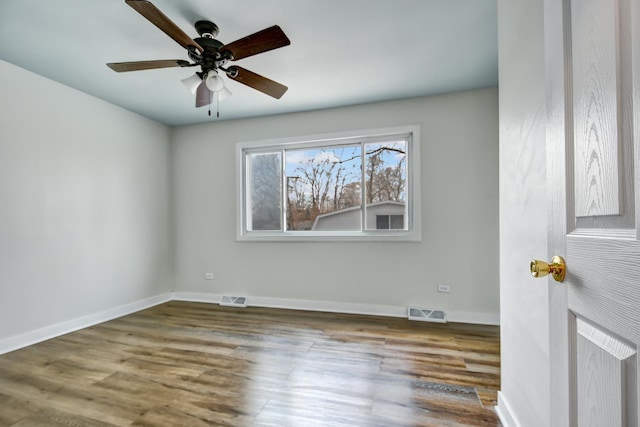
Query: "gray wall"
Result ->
[[497, 0, 550, 424], [172, 88, 499, 322], [0, 60, 173, 341]]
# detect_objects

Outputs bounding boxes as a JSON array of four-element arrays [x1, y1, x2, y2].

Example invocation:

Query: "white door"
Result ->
[[545, 0, 640, 425]]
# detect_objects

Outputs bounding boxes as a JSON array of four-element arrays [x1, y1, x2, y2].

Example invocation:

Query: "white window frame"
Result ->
[[236, 125, 421, 242]]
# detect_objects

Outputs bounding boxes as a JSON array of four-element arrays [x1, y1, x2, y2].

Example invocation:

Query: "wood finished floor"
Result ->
[[0, 301, 501, 426]]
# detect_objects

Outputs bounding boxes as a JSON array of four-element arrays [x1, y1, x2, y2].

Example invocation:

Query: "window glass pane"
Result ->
[[285, 144, 362, 231], [248, 152, 282, 231], [364, 140, 407, 230]]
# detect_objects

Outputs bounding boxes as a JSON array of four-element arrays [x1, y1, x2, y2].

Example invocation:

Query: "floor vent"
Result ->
[[219, 296, 248, 307], [408, 307, 447, 323]]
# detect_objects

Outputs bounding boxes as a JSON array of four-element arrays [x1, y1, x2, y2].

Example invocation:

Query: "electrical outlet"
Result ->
[[438, 283, 451, 293], [205, 272, 214, 280]]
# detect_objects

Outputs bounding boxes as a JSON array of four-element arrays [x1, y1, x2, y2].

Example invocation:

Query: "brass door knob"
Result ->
[[530, 256, 566, 282]]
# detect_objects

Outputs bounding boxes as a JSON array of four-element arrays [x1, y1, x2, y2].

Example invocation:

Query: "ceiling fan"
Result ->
[[107, 0, 291, 109]]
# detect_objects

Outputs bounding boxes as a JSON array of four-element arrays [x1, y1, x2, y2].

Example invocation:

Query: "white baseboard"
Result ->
[[0, 293, 172, 356], [173, 292, 406, 316], [172, 292, 500, 325], [171, 292, 221, 304], [0, 292, 499, 355], [447, 310, 500, 326], [496, 391, 521, 427], [238, 294, 408, 318]]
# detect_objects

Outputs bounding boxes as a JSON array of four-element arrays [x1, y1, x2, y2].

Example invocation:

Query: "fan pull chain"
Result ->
[[207, 91, 220, 118]]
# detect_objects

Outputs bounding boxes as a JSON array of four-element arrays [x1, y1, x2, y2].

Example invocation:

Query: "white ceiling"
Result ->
[[0, 0, 497, 127]]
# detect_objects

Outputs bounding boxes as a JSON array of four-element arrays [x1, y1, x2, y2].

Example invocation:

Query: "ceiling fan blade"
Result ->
[[226, 66, 288, 99], [195, 81, 213, 108], [107, 59, 191, 72], [221, 26, 290, 60], [125, 0, 203, 53]]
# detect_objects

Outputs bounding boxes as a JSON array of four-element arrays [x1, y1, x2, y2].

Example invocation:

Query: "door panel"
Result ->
[[572, 0, 622, 218], [547, 0, 640, 424], [570, 0, 636, 232], [576, 318, 637, 426]]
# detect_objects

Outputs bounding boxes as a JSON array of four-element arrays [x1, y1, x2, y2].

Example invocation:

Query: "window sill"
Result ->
[[236, 230, 422, 242]]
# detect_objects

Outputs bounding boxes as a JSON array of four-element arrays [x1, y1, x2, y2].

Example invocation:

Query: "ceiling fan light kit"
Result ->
[[218, 86, 232, 101], [181, 73, 202, 94], [204, 72, 225, 92], [107, 0, 291, 116]]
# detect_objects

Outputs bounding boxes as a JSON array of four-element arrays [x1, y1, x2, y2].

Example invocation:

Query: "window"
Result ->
[[236, 125, 421, 241], [376, 214, 404, 230]]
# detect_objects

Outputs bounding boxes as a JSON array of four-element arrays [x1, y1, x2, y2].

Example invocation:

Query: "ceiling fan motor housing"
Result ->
[[188, 22, 233, 75]]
